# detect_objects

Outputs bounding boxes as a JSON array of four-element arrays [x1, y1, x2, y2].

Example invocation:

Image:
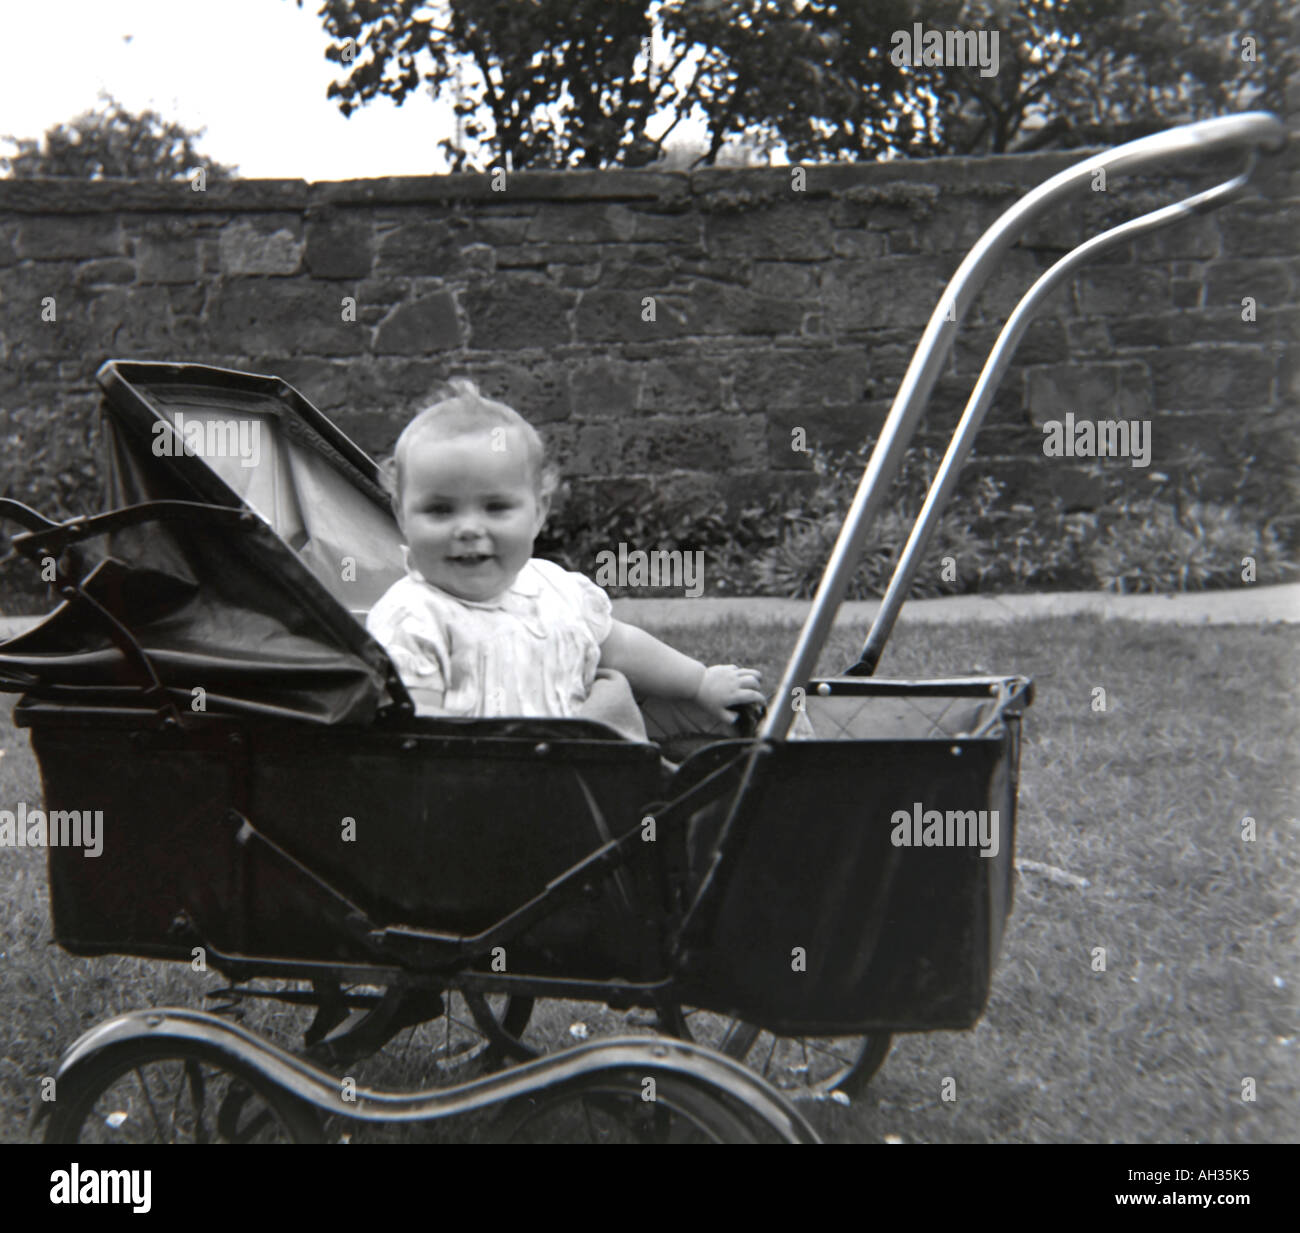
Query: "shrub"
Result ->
[[1088, 499, 1298, 593]]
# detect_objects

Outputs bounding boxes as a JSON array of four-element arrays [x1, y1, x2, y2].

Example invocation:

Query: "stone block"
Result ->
[[751, 261, 818, 298], [679, 282, 806, 337], [955, 319, 1067, 371], [732, 347, 867, 410], [15, 215, 124, 260], [824, 257, 951, 331], [374, 217, 462, 277], [597, 247, 680, 289], [635, 354, 735, 413], [0, 224, 16, 268], [618, 414, 766, 471], [704, 203, 832, 261], [1204, 259, 1294, 309], [765, 403, 890, 467], [630, 208, 701, 245], [1136, 215, 1221, 261], [1146, 346, 1271, 411], [1027, 362, 1152, 424], [463, 276, 574, 349], [926, 196, 1002, 253], [207, 278, 365, 356], [1170, 278, 1203, 310], [574, 289, 690, 342], [467, 213, 532, 245], [75, 258, 137, 286], [1077, 266, 1170, 316], [135, 234, 200, 283], [671, 255, 752, 286], [1066, 318, 1111, 354], [305, 210, 373, 278], [831, 231, 887, 259], [374, 292, 462, 354], [526, 202, 638, 244], [1218, 204, 1299, 259], [546, 262, 601, 288], [218, 217, 305, 276], [568, 357, 640, 420], [1278, 348, 1300, 403], [970, 249, 1052, 322], [468, 359, 571, 423]]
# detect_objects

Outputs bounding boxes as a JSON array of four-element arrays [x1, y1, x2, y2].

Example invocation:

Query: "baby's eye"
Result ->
[[485, 501, 516, 513], [423, 503, 453, 517]]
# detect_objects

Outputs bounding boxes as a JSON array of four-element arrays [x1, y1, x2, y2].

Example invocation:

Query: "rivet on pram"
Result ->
[[534, 742, 550, 756], [401, 738, 417, 752], [950, 745, 963, 756], [817, 683, 831, 696]]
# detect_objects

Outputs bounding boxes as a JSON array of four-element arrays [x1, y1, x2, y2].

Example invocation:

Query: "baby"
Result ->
[[366, 379, 765, 741]]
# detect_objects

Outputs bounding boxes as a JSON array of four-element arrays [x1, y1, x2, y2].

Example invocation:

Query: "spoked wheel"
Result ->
[[491, 1069, 762, 1144], [44, 1039, 323, 1144], [275, 982, 534, 1083], [441, 989, 535, 1075], [665, 1006, 891, 1099]]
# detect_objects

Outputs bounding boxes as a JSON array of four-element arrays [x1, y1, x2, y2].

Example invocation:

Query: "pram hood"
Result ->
[[0, 361, 412, 724]]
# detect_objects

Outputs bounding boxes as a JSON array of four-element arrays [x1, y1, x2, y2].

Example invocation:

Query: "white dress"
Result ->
[[365, 557, 613, 718]]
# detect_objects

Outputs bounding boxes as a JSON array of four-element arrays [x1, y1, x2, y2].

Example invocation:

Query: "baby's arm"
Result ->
[[599, 620, 764, 723]]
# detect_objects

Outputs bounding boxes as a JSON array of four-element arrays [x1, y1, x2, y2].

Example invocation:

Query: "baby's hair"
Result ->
[[381, 377, 559, 511]]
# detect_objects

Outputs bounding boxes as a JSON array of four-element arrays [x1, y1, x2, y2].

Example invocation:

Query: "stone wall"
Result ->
[[1, 129, 1297, 603]]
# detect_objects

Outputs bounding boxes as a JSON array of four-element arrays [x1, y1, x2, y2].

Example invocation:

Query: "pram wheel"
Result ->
[[489, 1069, 768, 1144], [44, 1038, 324, 1144], [669, 1007, 891, 1098]]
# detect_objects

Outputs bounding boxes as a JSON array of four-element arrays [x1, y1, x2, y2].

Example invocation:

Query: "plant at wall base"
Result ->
[[1088, 500, 1298, 593], [751, 445, 1006, 599], [1087, 445, 1299, 592]]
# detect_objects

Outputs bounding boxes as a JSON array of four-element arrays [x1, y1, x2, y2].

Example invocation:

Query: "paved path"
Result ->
[[612, 584, 1300, 630], [2, 584, 1295, 645]]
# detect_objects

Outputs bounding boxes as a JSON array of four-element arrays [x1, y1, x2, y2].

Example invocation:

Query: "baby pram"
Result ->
[[2, 112, 1283, 1144]]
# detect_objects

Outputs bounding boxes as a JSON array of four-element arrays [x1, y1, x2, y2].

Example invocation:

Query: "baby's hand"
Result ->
[[694, 664, 765, 725]]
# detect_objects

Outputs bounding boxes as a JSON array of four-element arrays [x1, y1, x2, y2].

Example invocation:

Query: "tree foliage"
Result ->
[[0, 92, 237, 181], [297, 0, 1295, 170]]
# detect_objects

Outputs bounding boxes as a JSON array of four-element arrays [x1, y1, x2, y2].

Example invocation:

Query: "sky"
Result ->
[[0, 0, 461, 180]]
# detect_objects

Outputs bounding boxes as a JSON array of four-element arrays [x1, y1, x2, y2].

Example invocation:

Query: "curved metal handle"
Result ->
[[761, 112, 1287, 737], [850, 150, 1265, 675]]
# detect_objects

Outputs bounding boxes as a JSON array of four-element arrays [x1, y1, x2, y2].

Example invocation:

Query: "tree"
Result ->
[[0, 92, 237, 180], [296, 0, 1297, 170]]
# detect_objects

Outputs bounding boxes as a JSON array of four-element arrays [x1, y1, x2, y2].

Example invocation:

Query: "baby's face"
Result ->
[[397, 428, 548, 602]]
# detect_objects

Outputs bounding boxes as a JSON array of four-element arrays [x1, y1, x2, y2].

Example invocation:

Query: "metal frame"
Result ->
[[38, 1007, 820, 1143], [761, 111, 1287, 733]]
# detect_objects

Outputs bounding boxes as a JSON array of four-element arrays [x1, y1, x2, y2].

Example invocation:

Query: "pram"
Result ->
[[2, 113, 1284, 1144]]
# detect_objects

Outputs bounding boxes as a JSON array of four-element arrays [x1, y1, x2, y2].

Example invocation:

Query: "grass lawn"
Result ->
[[1, 614, 1296, 1143]]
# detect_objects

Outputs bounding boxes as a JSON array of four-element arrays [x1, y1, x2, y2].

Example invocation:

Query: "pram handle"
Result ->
[[760, 111, 1287, 738]]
